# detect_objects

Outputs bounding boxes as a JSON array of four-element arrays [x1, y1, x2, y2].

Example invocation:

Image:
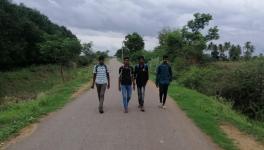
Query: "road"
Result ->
[[6, 58, 219, 150]]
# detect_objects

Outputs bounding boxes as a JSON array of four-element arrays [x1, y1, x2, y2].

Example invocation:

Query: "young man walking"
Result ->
[[156, 55, 172, 109], [91, 56, 110, 114], [134, 56, 149, 112], [118, 57, 135, 113]]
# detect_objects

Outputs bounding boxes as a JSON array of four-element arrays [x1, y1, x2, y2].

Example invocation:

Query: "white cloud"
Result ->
[[13, 0, 264, 54]]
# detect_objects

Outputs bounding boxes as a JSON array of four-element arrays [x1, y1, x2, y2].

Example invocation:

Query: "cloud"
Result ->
[[13, 0, 264, 54]]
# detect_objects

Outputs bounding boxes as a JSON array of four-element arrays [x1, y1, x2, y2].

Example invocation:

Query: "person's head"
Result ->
[[163, 55, 169, 63], [98, 55, 105, 64], [123, 56, 130, 66], [138, 56, 145, 64]]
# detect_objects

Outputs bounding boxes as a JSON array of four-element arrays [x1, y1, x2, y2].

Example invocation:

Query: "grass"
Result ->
[[168, 82, 264, 150], [0, 65, 93, 142], [149, 73, 264, 150]]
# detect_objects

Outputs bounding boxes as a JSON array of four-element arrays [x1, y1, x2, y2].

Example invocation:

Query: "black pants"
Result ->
[[159, 84, 169, 105], [137, 86, 146, 107]]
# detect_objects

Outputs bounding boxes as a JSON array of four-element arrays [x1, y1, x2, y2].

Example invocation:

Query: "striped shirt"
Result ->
[[93, 64, 109, 84]]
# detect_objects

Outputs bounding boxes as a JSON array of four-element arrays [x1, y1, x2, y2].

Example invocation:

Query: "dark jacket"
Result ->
[[119, 65, 134, 85], [156, 63, 172, 85], [134, 64, 149, 87]]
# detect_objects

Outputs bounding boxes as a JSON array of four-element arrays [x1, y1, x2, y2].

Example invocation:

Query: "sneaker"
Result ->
[[162, 105, 166, 109], [99, 110, 104, 114], [159, 103, 163, 108], [141, 106, 145, 112]]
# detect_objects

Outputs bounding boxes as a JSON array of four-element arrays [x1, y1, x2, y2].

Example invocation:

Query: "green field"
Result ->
[[0, 65, 93, 142]]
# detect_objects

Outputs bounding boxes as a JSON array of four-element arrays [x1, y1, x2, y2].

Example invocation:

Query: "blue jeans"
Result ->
[[121, 85, 132, 110]]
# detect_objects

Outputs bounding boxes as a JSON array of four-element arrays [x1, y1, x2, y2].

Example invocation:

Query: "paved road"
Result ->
[[6, 58, 219, 150]]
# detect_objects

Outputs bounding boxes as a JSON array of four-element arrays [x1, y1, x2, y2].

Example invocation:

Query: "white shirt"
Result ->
[[93, 64, 109, 84]]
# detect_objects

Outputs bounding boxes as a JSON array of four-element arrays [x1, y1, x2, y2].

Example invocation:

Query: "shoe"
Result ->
[[124, 109, 128, 113], [99, 110, 104, 114], [159, 103, 163, 108], [141, 106, 145, 112], [162, 105, 166, 109]]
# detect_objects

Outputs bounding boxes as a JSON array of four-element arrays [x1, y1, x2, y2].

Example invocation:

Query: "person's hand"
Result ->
[[107, 84, 110, 89], [91, 84, 94, 89], [118, 86, 121, 91], [156, 83, 159, 88]]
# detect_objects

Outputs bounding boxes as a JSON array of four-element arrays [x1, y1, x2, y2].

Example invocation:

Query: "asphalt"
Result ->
[[6, 58, 219, 150]]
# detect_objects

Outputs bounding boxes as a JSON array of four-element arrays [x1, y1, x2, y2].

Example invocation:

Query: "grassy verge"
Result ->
[[0, 65, 93, 142], [168, 82, 264, 150], [149, 74, 263, 150]]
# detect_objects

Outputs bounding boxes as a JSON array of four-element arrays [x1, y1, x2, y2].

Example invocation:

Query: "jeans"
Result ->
[[159, 84, 169, 105], [137, 86, 145, 106], [96, 84, 107, 111], [121, 85, 132, 110]]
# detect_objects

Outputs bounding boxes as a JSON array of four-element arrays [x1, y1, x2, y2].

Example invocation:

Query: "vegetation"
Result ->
[[168, 83, 264, 150], [0, 65, 93, 142], [0, 0, 81, 70]]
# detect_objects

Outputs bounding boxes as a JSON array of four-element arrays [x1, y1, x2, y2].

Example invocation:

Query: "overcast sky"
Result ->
[[13, 0, 264, 55]]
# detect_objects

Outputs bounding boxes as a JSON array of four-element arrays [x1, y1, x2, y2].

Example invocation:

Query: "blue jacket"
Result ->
[[156, 63, 172, 85]]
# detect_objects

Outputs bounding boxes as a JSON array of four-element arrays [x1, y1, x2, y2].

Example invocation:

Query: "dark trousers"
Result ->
[[96, 84, 107, 111], [137, 86, 146, 106], [159, 84, 169, 105]]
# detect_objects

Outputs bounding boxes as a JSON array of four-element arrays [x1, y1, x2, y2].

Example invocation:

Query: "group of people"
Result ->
[[91, 55, 172, 114]]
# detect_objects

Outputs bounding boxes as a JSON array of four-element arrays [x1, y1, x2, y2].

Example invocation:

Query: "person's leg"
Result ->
[[121, 85, 128, 111], [141, 86, 145, 106], [159, 84, 164, 104], [96, 84, 101, 101], [127, 85, 132, 104], [137, 86, 143, 107], [162, 84, 169, 106], [99, 84, 107, 112]]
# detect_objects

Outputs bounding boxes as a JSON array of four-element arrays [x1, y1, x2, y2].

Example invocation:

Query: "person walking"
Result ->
[[134, 56, 149, 112], [156, 55, 172, 109], [118, 57, 135, 113], [91, 56, 110, 114]]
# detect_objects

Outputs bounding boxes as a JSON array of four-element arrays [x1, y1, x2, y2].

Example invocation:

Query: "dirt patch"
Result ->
[[1, 123, 38, 150], [220, 123, 264, 150]]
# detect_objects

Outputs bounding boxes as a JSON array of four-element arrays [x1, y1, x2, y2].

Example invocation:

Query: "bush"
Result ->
[[178, 58, 264, 121]]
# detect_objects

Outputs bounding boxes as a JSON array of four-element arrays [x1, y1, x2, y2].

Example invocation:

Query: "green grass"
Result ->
[[0, 65, 93, 142], [168, 82, 264, 150]]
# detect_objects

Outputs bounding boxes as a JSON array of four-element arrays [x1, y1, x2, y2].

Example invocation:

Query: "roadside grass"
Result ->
[[168, 82, 264, 150], [0, 65, 93, 142], [149, 74, 264, 150]]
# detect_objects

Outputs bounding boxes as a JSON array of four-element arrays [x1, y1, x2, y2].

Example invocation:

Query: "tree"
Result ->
[[81, 42, 93, 56], [39, 34, 81, 81], [229, 45, 241, 61], [243, 41, 255, 60], [124, 32, 144, 53]]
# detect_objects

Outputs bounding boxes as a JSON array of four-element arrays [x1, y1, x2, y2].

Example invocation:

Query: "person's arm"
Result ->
[[156, 65, 159, 87], [107, 67, 110, 89], [146, 65, 149, 82], [91, 65, 96, 89], [118, 67, 121, 91], [169, 65, 172, 82], [131, 67, 135, 90], [134, 65, 138, 80]]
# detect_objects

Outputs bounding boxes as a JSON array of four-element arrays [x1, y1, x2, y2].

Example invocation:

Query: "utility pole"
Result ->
[[121, 41, 124, 60]]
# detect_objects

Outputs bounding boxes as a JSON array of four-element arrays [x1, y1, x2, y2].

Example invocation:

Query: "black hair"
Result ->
[[138, 56, 145, 60], [123, 56, 129, 60], [98, 55, 105, 61], [163, 55, 169, 60]]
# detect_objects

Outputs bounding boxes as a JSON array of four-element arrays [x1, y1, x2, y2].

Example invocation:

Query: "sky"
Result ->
[[13, 0, 264, 55]]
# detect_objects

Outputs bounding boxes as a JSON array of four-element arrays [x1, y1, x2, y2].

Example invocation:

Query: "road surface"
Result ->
[[6, 58, 219, 150]]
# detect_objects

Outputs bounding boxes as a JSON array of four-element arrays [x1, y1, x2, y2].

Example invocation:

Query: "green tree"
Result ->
[[243, 41, 255, 60], [124, 32, 144, 53], [229, 45, 241, 61]]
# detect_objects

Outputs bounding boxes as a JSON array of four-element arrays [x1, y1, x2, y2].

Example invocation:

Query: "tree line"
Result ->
[[0, 0, 81, 70]]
